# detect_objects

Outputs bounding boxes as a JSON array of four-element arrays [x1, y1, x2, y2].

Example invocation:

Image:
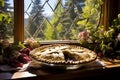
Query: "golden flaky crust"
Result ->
[[30, 44, 97, 65]]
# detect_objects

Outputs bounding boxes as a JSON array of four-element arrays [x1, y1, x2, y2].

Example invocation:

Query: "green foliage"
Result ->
[[77, 19, 87, 26], [0, 0, 4, 7], [78, 12, 120, 58], [77, 0, 103, 48], [0, 13, 12, 39], [44, 22, 54, 40], [77, 0, 103, 30], [10, 42, 25, 51], [44, 0, 64, 40], [0, 0, 12, 39], [44, 0, 84, 40], [18, 42, 26, 49], [0, 13, 11, 24]]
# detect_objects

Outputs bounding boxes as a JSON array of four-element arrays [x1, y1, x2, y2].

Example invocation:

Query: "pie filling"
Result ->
[[30, 44, 97, 64]]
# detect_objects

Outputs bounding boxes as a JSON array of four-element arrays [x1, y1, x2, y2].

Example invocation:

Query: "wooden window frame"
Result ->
[[14, 0, 118, 43], [101, 0, 120, 31], [14, 0, 24, 43]]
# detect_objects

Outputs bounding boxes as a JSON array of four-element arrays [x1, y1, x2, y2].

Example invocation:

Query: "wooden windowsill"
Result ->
[[40, 40, 79, 44]]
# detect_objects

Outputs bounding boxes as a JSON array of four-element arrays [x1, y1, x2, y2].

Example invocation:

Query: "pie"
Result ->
[[30, 44, 97, 65]]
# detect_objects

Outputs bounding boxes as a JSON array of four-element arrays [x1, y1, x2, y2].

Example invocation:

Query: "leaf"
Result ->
[[91, 8, 95, 15], [77, 19, 87, 26], [0, 13, 5, 21], [18, 42, 26, 49]]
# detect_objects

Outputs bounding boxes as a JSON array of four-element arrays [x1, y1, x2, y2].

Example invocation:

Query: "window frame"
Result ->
[[14, 0, 115, 43], [14, 0, 24, 43]]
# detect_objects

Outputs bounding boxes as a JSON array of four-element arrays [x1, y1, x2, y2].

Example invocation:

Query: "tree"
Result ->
[[28, 0, 44, 38], [44, 0, 84, 40], [44, 0, 64, 40], [59, 0, 84, 39], [44, 21, 54, 40]]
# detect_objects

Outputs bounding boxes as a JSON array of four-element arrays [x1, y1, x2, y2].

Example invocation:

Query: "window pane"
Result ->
[[24, 0, 101, 41], [0, 0, 14, 42]]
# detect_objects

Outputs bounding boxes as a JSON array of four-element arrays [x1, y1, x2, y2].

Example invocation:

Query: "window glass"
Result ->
[[24, 0, 101, 41]]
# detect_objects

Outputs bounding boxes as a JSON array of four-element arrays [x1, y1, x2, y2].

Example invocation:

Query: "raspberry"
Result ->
[[97, 52, 103, 57], [20, 48, 31, 55], [17, 54, 31, 64]]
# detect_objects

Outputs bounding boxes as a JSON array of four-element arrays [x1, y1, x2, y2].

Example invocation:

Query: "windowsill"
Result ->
[[0, 58, 120, 80], [40, 40, 79, 44]]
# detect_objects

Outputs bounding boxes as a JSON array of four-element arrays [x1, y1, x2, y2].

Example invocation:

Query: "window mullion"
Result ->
[[101, 0, 110, 31], [14, 0, 24, 43]]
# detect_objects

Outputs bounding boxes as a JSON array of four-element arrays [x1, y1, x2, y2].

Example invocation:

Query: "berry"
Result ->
[[17, 54, 31, 64], [97, 52, 103, 57], [20, 48, 31, 55]]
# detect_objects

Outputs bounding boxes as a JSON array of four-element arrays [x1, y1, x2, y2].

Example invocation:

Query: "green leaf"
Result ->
[[18, 42, 26, 49], [77, 19, 87, 26], [91, 8, 95, 15], [0, 13, 5, 21]]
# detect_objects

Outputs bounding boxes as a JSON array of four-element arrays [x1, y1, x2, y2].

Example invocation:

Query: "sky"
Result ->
[[8, 0, 65, 18]]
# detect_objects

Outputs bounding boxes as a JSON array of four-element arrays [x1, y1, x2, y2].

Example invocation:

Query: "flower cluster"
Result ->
[[24, 37, 40, 50], [78, 30, 93, 44], [78, 14, 120, 59], [1, 39, 31, 67], [78, 31, 89, 40]]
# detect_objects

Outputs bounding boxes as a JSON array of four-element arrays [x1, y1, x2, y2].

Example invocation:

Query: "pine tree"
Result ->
[[44, 0, 84, 40], [28, 0, 44, 38], [44, 21, 54, 40]]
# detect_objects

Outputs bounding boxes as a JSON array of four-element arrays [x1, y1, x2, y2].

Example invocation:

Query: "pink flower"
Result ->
[[117, 33, 120, 41], [99, 29, 104, 34], [78, 31, 89, 40]]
